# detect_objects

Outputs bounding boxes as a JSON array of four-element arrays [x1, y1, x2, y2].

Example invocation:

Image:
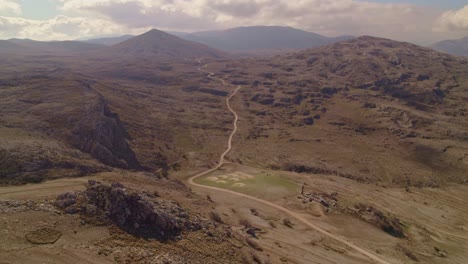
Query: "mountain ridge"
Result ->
[[430, 36, 468, 57], [7, 38, 105, 54], [85, 35, 135, 46], [171, 26, 354, 54]]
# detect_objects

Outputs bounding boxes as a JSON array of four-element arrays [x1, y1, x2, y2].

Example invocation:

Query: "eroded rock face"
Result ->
[[55, 181, 204, 240], [70, 95, 140, 169]]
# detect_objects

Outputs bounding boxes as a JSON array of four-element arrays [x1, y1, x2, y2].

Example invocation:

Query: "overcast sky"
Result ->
[[0, 0, 467, 44]]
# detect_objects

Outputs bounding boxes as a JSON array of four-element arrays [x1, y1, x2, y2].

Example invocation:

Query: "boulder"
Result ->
[[55, 181, 204, 240]]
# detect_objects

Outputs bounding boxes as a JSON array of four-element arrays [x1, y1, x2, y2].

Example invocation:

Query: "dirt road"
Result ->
[[0, 177, 92, 200], [189, 64, 392, 264]]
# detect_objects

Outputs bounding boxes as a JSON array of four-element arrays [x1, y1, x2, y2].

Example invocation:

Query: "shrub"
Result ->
[[250, 208, 259, 216], [283, 218, 293, 228], [209, 211, 223, 223], [239, 218, 252, 228]]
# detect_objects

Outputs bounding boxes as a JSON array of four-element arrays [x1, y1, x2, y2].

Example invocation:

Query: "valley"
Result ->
[[0, 28, 467, 264], [188, 62, 468, 264]]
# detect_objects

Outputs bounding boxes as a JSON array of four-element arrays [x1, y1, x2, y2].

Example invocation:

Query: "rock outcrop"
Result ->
[[70, 88, 140, 169], [55, 181, 205, 240]]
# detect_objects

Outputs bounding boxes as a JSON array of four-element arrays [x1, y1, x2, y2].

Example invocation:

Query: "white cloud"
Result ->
[[0, 0, 21, 14], [434, 5, 468, 32], [0, 0, 466, 43], [0, 15, 131, 40], [55, 0, 446, 43]]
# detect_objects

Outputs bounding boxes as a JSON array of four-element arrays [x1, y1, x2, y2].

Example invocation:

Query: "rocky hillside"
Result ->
[[2, 34, 466, 189], [215, 36, 468, 187], [0, 48, 233, 184], [0, 65, 142, 184]]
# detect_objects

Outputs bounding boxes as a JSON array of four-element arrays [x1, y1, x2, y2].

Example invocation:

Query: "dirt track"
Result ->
[[188, 64, 391, 264], [0, 177, 92, 200]]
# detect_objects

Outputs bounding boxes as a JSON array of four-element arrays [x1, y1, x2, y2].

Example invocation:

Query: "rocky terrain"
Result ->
[[55, 180, 205, 240], [0, 30, 467, 263], [0, 173, 275, 263], [211, 36, 468, 187], [0, 68, 141, 184]]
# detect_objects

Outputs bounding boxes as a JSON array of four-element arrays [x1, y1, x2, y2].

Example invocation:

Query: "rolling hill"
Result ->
[[1, 32, 467, 264], [212, 36, 468, 187]]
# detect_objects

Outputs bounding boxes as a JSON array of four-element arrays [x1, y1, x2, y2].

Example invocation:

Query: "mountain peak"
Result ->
[[145, 28, 171, 36], [103, 29, 226, 59]]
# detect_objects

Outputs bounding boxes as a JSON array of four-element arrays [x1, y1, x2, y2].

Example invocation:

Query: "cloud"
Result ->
[[0, 15, 129, 40], [0, 0, 466, 43], [56, 0, 445, 42], [0, 0, 21, 14], [211, 0, 262, 17], [434, 5, 468, 32]]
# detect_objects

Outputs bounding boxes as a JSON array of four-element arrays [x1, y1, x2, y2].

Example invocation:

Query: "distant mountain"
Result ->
[[430, 36, 468, 57], [0, 40, 30, 54], [170, 26, 354, 54], [85, 35, 135, 46], [7, 38, 105, 54], [104, 29, 226, 59]]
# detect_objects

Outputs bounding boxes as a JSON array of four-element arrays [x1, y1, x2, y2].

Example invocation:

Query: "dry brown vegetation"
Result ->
[[1, 34, 467, 264], [217, 36, 468, 187]]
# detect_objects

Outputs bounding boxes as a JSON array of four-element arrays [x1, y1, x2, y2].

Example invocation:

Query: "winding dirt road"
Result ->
[[188, 64, 392, 264]]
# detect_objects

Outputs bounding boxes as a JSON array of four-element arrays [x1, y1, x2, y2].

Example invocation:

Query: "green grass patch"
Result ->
[[196, 171, 298, 199]]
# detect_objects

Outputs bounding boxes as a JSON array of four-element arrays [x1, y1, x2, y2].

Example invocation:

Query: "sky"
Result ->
[[0, 0, 467, 44]]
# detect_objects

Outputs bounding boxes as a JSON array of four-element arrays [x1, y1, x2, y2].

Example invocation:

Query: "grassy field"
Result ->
[[196, 170, 299, 200]]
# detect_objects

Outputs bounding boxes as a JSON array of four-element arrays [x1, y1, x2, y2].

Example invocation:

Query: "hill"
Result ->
[[104, 29, 226, 59], [1, 34, 467, 264], [172, 26, 353, 54], [0, 40, 31, 54], [430, 36, 468, 57], [8, 39, 105, 54], [210, 36, 468, 187], [84, 35, 135, 46]]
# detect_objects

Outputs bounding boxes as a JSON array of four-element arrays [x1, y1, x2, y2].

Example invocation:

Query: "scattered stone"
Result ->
[[296, 191, 338, 210], [25, 228, 62, 244], [434, 247, 448, 258], [0, 200, 58, 214], [54, 192, 77, 210], [246, 227, 257, 238]]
